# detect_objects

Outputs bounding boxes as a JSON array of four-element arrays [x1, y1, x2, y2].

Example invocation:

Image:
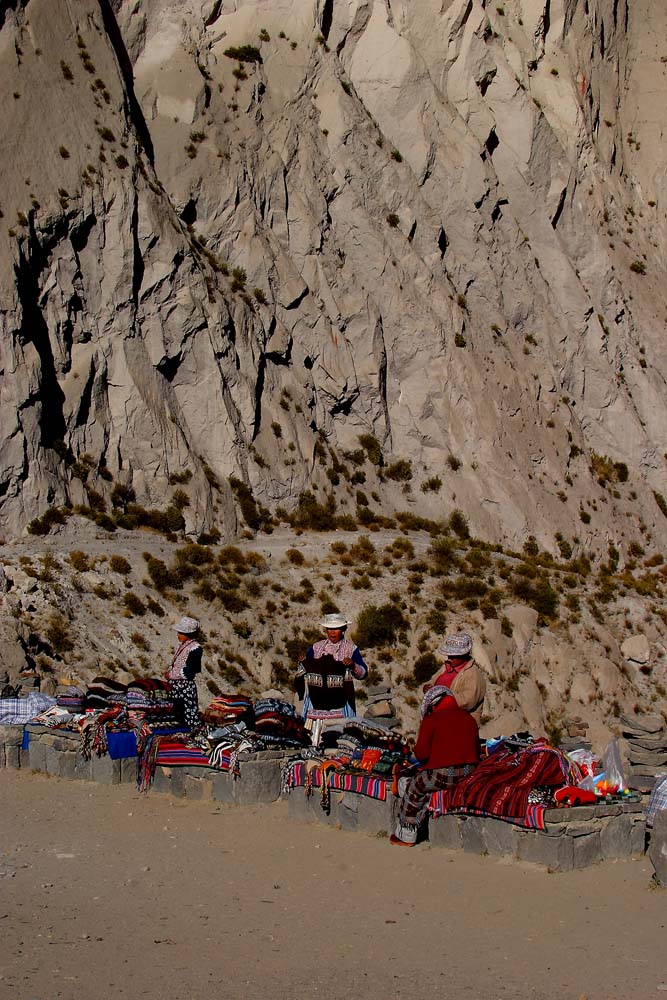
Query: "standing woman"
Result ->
[[168, 616, 203, 730], [295, 613, 368, 733]]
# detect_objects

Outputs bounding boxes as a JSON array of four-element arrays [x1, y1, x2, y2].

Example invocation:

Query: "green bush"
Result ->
[[223, 45, 262, 63], [109, 555, 131, 574], [68, 550, 91, 572], [449, 509, 469, 539], [411, 652, 439, 687], [385, 459, 412, 482], [123, 592, 146, 616], [358, 434, 382, 465], [352, 603, 407, 648], [27, 507, 68, 535], [229, 476, 264, 531]]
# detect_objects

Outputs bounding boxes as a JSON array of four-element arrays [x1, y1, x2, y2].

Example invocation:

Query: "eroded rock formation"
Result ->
[[2, 0, 667, 556]]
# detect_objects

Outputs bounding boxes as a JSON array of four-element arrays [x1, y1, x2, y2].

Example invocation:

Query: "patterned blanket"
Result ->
[[286, 760, 390, 801], [428, 743, 576, 830], [137, 734, 230, 792]]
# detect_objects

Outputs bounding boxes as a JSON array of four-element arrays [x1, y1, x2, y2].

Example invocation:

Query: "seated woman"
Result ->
[[391, 686, 479, 847], [295, 613, 368, 741]]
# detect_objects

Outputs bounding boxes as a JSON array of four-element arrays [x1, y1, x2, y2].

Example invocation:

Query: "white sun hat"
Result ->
[[172, 616, 200, 634], [319, 613, 352, 630]]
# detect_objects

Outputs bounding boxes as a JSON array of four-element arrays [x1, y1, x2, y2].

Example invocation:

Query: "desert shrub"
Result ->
[[385, 459, 412, 482], [176, 543, 214, 567], [45, 613, 74, 655], [27, 507, 68, 535], [145, 556, 176, 592], [229, 476, 265, 531], [500, 615, 513, 637], [168, 470, 193, 485], [395, 511, 441, 534], [446, 454, 462, 471], [421, 476, 442, 494], [511, 575, 558, 623], [290, 491, 336, 530], [654, 492, 667, 519], [411, 652, 439, 688], [271, 660, 291, 687], [233, 621, 252, 639], [428, 536, 459, 575], [223, 45, 262, 63], [352, 603, 407, 648], [286, 548, 305, 565], [123, 592, 146, 616], [111, 483, 136, 511], [207, 677, 223, 697], [109, 555, 131, 574], [146, 596, 165, 617], [358, 434, 383, 465], [171, 489, 190, 511], [218, 589, 249, 613], [130, 631, 150, 651], [68, 550, 91, 572], [425, 608, 447, 633], [449, 509, 469, 538], [230, 267, 247, 291]]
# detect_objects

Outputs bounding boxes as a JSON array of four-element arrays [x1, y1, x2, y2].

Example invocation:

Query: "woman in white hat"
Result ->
[[295, 613, 368, 727], [425, 632, 486, 724], [167, 616, 203, 729]]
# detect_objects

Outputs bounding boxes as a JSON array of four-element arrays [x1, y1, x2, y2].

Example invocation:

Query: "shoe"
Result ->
[[389, 834, 414, 847]]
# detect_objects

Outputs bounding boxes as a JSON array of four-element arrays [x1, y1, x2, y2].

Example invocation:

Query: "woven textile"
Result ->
[[286, 760, 390, 801], [428, 742, 575, 829], [646, 775, 667, 829]]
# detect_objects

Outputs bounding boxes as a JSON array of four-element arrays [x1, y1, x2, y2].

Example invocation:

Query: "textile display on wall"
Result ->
[[428, 742, 580, 830]]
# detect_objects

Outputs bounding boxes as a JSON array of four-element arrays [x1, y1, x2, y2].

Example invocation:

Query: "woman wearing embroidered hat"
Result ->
[[425, 632, 487, 725], [167, 616, 203, 730], [295, 613, 368, 736]]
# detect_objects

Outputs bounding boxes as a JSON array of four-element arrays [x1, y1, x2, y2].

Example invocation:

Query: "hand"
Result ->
[[342, 657, 353, 666]]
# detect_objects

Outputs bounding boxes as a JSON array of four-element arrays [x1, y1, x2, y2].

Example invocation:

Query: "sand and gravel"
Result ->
[[1, 769, 666, 1000]]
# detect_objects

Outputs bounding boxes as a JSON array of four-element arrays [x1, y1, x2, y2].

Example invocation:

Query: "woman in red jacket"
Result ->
[[391, 686, 479, 846]]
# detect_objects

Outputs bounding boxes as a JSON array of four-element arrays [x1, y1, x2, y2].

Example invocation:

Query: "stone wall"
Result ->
[[2, 724, 649, 869]]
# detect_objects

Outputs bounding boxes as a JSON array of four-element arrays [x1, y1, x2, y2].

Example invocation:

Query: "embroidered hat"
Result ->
[[420, 685, 454, 719], [172, 615, 200, 634], [319, 612, 352, 630], [439, 632, 473, 657]]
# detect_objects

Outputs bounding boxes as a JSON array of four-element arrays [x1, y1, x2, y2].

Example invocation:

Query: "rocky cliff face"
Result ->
[[2, 0, 667, 557]]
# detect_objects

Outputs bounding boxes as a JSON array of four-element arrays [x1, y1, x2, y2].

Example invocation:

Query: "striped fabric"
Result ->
[[286, 760, 389, 801], [427, 798, 549, 830]]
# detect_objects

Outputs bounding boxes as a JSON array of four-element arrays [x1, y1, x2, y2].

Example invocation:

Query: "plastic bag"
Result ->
[[569, 748, 598, 784], [600, 737, 626, 793]]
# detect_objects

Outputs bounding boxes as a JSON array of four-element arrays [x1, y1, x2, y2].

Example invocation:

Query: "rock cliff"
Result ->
[[2, 0, 667, 558]]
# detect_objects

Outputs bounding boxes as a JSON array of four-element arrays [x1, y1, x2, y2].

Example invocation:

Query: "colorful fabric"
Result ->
[[428, 742, 576, 829], [646, 775, 667, 829], [285, 760, 390, 801]]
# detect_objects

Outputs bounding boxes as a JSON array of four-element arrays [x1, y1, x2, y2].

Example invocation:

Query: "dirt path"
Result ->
[[1, 771, 665, 1000]]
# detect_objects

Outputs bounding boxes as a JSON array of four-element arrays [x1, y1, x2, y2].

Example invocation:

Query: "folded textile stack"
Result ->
[[619, 714, 667, 793], [253, 698, 311, 746], [56, 685, 86, 713], [84, 677, 127, 711], [202, 694, 254, 727], [362, 684, 399, 729], [126, 678, 176, 723]]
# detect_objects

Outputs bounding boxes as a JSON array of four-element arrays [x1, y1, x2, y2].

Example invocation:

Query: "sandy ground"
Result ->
[[1, 770, 666, 1000]]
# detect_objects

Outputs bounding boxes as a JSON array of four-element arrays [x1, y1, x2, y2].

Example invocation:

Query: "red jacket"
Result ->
[[414, 695, 480, 771]]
